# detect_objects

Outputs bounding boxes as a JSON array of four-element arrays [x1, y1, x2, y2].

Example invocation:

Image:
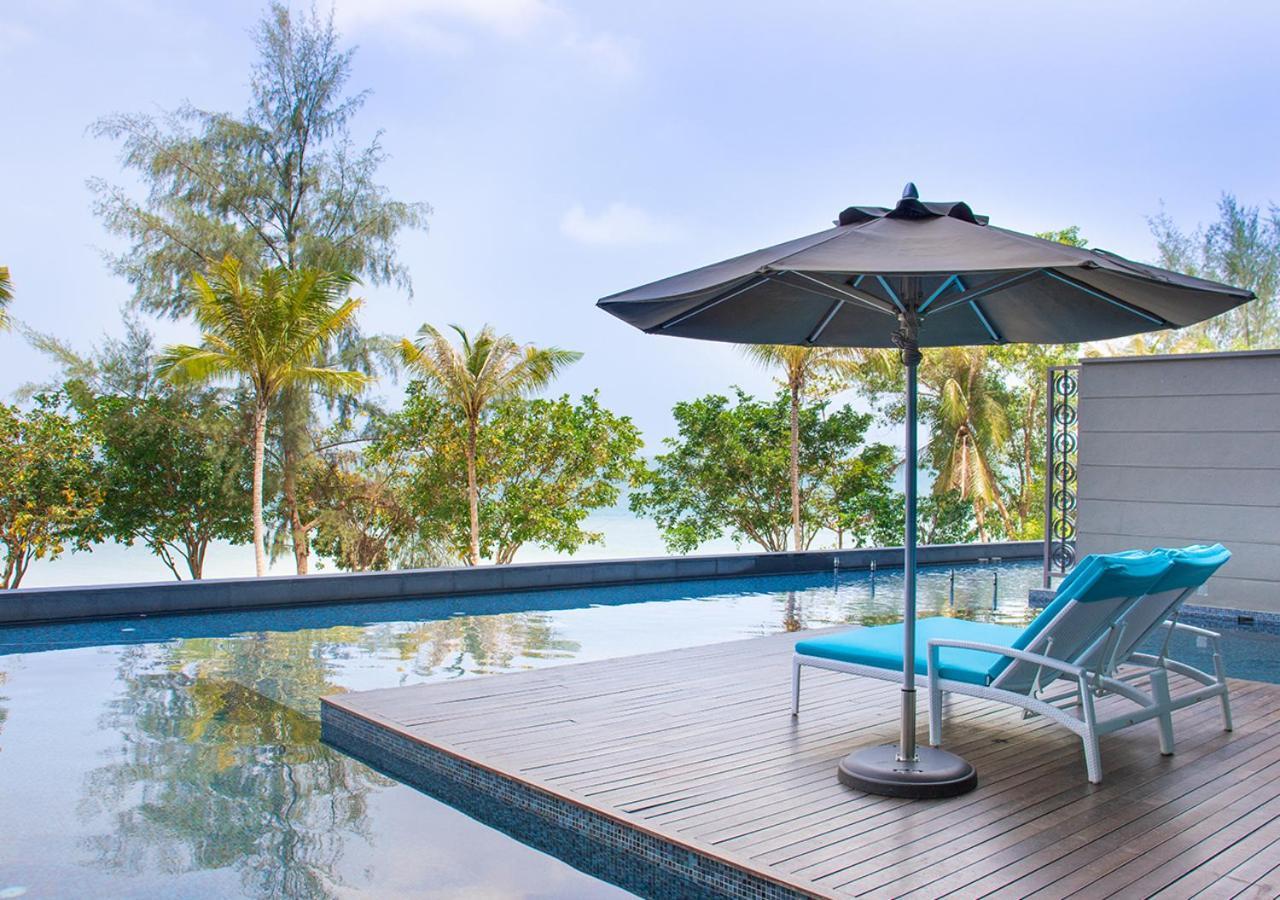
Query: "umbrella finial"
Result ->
[[902, 182, 919, 200]]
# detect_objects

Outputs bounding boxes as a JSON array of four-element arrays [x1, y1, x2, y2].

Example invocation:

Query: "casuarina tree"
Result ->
[[90, 2, 427, 573]]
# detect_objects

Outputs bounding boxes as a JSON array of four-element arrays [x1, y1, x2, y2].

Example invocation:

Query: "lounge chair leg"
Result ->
[[1079, 675, 1103, 784], [792, 658, 801, 717], [1213, 648, 1233, 732], [929, 678, 944, 746], [1150, 668, 1175, 756]]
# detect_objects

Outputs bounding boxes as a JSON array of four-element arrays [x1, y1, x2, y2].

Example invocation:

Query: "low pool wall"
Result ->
[[0, 540, 1038, 626]]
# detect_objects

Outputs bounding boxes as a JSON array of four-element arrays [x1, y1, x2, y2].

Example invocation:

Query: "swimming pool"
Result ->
[[0, 560, 1275, 898]]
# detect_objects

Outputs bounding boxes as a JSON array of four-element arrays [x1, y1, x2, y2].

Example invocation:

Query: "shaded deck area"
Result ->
[[321, 630, 1280, 899]]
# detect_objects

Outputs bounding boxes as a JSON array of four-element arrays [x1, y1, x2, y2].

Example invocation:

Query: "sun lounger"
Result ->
[[792, 552, 1176, 783]]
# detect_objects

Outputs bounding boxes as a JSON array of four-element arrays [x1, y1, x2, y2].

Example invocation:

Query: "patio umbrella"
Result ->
[[597, 183, 1253, 798]]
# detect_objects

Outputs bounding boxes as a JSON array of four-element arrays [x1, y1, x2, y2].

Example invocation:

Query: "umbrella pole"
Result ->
[[899, 349, 920, 761], [836, 312, 978, 798]]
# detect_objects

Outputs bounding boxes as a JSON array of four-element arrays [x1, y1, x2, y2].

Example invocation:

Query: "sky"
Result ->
[[3, 0, 1280, 449]]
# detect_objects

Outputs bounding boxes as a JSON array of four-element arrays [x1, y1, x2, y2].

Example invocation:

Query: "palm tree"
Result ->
[[400, 324, 581, 565], [850, 346, 1013, 541], [0, 266, 12, 331], [926, 347, 1012, 540], [741, 345, 861, 550], [158, 257, 370, 575]]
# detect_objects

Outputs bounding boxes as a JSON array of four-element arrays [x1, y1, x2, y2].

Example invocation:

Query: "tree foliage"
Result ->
[[79, 391, 253, 579], [374, 385, 642, 564], [89, 3, 429, 317], [0, 394, 103, 588], [855, 490, 978, 548], [398, 324, 582, 565], [301, 448, 449, 572], [26, 317, 256, 579], [158, 257, 370, 575], [1148, 195, 1280, 351], [986, 342, 1078, 539], [740, 344, 863, 549], [811, 440, 898, 549], [631, 389, 893, 553], [89, 1, 427, 576]]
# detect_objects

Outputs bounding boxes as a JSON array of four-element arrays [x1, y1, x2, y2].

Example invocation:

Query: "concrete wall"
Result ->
[[0, 541, 1039, 626], [1076, 350, 1280, 613]]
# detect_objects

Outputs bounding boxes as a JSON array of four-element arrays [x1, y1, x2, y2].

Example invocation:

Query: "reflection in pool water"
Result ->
[[0, 560, 1161, 898]]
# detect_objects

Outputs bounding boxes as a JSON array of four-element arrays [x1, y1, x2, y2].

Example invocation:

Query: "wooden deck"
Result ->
[[321, 630, 1280, 899]]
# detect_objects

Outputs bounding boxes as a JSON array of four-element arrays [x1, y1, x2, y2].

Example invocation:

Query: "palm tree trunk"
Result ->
[[283, 447, 309, 575], [281, 388, 311, 575], [251, 399, 269, 577], [466, 417, 481, 565], [789, 381, 802, 552]]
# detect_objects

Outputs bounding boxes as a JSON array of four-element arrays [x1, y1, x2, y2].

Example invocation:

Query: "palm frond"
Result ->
[[401, 322, 579, 418], [283, 365, 373, 396], [0, 265, 12, 330], [160, 257, 368, 405], [156, 345, 240, 385]]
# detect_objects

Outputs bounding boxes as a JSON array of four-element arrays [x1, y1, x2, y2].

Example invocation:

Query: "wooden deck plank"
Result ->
[[870, 692, 1280, 898], [320, 629, 1280, 899], [931, 699, 1280, 899]]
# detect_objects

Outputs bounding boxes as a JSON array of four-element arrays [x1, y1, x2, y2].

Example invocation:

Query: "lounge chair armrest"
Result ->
[[1156, 620, 1222, 640], [925, 638, 1085, 678]]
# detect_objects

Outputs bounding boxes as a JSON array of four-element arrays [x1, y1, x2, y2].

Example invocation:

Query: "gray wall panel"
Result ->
[[1078, 351, 1280, 398], [1076, 352, 1280, 612], [1079, 464, 1280, 507], [1081, 394, 1280, 433], [1082, 431, 1280, 470]]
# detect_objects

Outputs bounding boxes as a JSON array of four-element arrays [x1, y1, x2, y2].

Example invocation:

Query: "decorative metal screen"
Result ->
[[1043, 364, 1082, 587]]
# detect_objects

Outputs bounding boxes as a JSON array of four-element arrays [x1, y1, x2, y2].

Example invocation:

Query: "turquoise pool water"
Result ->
[[0, 560, 1273, 898]]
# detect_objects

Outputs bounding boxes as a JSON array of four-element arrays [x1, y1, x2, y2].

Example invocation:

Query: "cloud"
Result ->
[[561, 31, 637, 81], [0, 20, 34, 45], [335, 0, 552, 38], [333, 0, 637, 79], [560, 203, 684, 246]]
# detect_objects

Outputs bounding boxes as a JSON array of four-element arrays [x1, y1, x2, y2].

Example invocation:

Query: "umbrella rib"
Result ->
[[782, 271, 899, 316], [806, 300, 844, 344], [969, 299, 1004, 343], [649, 275, 768, 332], [918, 274, 964, 313], [875, 276, 908, 313], [925, 269, 1044, 317], [1042, 270, 1170, 326]]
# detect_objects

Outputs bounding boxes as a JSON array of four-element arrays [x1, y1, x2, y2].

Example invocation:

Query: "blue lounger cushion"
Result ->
[[1151, 544, 1231, 592], [794, 617, 1020, 685], [796, 551, 1174, 687]]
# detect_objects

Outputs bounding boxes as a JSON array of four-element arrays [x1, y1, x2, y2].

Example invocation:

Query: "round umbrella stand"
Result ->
[[838, 744, 977, 799], [596, 183, 1253, 800]]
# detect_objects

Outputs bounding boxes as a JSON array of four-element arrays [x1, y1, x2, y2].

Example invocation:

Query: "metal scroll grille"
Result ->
[[1043, 364, 1081, 587]]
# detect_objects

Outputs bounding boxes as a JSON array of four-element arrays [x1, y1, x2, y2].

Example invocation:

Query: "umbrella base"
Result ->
[[837, 744, 977, 799]]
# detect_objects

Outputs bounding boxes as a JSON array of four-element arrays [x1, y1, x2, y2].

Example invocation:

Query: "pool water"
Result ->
[[0, 560, 1274, 898]]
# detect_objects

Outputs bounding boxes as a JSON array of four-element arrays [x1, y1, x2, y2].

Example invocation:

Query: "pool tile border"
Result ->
[[320, 701, 825, 900], [2, 542, 1039, 626]]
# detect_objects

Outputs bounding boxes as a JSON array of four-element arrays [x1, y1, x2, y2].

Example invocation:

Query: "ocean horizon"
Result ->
[[15, 505, 755, 589]]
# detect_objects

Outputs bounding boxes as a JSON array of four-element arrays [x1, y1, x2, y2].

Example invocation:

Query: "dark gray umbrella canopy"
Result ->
[[598, 189, 1252, 348]]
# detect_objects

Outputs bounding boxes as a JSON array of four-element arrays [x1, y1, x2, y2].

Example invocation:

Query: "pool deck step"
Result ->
[[320, 629, 1280, 899]]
